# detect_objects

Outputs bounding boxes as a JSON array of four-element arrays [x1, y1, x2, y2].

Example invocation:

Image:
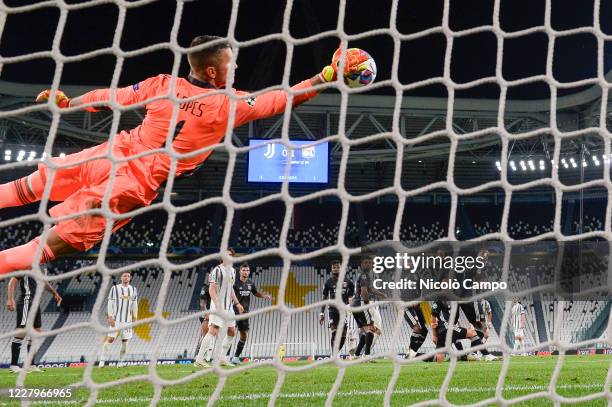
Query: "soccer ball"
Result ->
[[343, 49, 377, 88]]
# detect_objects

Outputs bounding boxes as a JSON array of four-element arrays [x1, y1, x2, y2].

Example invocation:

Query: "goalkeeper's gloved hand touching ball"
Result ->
[[319, 45, 371, 83]]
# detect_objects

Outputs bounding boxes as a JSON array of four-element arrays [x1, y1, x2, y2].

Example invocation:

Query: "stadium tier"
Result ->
[[2, 200, 606, 251]]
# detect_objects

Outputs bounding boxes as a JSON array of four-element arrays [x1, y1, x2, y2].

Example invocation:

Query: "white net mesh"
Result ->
[[0, 0, 611, 405]]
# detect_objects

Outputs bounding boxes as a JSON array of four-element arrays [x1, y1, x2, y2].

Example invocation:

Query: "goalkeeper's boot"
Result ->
[[230, 357, 241, 365], [8, 365, 21, 373], [27, 365, 44, 373]]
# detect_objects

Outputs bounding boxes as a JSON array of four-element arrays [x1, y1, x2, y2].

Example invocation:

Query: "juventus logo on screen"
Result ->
[[264, 143, 275, 159]]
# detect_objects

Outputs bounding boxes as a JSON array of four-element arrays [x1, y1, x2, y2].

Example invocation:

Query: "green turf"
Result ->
[[0, 356, 610, 406]]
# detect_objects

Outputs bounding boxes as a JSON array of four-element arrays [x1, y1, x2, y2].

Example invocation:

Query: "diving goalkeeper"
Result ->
[[0, 36, 369, 273]]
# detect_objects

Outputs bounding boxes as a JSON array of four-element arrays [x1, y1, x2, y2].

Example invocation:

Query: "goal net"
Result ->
[[0, 0, 611, 405]]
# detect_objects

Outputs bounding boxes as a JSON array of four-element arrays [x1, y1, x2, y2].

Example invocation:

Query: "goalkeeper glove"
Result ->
[[36, 89, 70, 108], [319, 46, 371, 83]]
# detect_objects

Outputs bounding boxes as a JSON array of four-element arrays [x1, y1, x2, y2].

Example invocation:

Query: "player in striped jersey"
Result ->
[[511, 298, 526, 355], [481, 299, 493, 342], [194, 249, 244, 368], [99, 272, 138, 367], [6, 265, 62, 373]]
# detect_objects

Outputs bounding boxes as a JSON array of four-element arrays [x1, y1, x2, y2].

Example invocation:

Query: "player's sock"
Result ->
[[454, 340, 468, 361], [355, 333, 366, 356], [119, 341, 128, 361], [339, 335, 346, 352], [470, 335, 489, 355], [0, 173, 45, 209], [26, 338, 38, 365], [11, 337, 23, 367], [409, 333, 425, 352], [234, 339, 246, 358], [473, 331, 490, 355], [221, 335, 234, 361], [196, 333, 215, 363], [364, 332, 375, 356], [330, 330, 337, 352], [195, 335, 204, 355], [0, 237, 56, 275], [372, 332, 380, 348], [99, 341, 110, 364]]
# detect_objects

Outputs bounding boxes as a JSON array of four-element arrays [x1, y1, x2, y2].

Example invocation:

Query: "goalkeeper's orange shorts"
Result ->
[[38, 138, 159, 252]]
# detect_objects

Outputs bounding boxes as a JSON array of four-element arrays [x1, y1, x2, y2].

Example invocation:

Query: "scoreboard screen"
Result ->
[[247, 139, 329, 183]]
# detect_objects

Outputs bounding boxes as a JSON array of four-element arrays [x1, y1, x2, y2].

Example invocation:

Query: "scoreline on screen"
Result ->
[[247, 139, 329, 183]]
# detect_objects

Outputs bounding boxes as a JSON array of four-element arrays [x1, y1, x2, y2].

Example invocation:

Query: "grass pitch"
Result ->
[[0, 355, 610, 406]]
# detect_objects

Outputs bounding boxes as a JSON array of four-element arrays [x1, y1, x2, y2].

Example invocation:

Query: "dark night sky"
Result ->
[[1, 0, 610, 99]]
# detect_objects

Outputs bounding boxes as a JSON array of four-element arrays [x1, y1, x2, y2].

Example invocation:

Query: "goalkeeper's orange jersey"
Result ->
[[79, 75, 318, 191]]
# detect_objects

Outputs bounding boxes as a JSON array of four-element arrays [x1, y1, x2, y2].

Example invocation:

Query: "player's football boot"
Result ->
[[194, 360, 211, 368], [484, 354, 498, 361], [467, 352, 482, 361], [221, 358, 235, 367], [230, 357, 241, 365], [27, 366, 44, 373], [408, 349, 417, 359], [8, 365, 21, 373]]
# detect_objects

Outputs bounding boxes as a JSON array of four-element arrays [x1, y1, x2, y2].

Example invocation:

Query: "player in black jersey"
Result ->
[[455, 249, 497, 361], [6, 267, 62, 373], [430, 300, 487, 362], [400, 255, 429, 360], [404, 303, 429, 359], [351, 253, 385, 359], [231, 262, 271, 364], [431, 300, 470, 362], [319, 259, 355, 355]]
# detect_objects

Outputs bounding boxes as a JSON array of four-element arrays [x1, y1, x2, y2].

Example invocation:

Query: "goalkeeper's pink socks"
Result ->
[[0, 236, 55, 275], [0, 172, 45, 209]]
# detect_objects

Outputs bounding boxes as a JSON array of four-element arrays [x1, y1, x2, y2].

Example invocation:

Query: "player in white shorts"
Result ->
[[194, 249, 244, 368], [99, 271, 138, 367], [511, 298, 526, 355]]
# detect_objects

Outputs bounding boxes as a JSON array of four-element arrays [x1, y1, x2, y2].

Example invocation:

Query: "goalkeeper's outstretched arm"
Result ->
[[232, 46, 365, 129], [36, 76, 160, 112]]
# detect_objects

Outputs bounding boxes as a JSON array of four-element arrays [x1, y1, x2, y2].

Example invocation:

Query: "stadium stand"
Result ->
[[0, 259, 606, 363], [0, 200, 609, 363]]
